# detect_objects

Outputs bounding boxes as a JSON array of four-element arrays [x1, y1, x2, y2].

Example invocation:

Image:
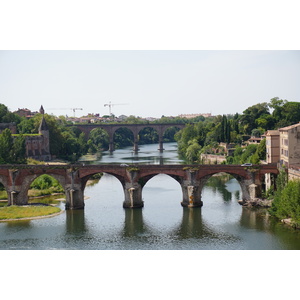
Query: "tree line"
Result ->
[[175, 97, 300, 164], [0, 97, 299, 164], [0, 104, 187, 163]]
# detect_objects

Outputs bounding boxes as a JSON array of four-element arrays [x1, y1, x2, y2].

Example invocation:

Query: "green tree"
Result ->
[[256, 138, 266, 160], [185, 139, 202, 163], [0, 104, 21, 124], [87, 128, 109, 153], [240, 102, 270, 135], [0, 129, 26, 164], [11, 134, 26, 163], [0, 128, 14, 163]]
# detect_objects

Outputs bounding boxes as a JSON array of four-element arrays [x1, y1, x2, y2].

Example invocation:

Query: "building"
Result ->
[[279, 123, 300, 168], [0, 106, 51, 162], [263, 130, 280, 190], [263, 130, 280, 164], [246, 136, 262, 145], [263, 123, 300, 184], [13, 108, 38, 118], [178, 113, 212, 119], [24, 116, 51, 161]]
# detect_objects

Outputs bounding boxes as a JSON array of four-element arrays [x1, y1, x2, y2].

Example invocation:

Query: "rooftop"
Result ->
[[279, 122, 300, 131]]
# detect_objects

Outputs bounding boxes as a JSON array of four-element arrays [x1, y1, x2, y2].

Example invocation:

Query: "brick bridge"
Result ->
[[0, 163, 278, 209], [70, 123, 185, 152]]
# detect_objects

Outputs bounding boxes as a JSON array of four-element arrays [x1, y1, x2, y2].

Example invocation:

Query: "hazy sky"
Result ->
[[1, 50, 299, 118]]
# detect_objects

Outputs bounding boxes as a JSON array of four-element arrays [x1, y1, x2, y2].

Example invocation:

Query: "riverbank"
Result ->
[[239, 198, 300, 230], [239, 198, 273, 208], [0, 205, 62, 222]]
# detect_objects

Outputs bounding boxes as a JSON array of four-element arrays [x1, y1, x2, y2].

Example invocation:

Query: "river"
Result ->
[[1, 142, 300, 250]]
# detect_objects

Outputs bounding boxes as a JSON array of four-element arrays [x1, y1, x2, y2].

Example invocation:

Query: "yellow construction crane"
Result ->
[[104, 101, 128, 116]]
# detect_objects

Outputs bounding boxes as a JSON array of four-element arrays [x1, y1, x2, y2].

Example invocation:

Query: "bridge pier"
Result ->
[[7, 169, 28, 206], [109, 141, 114, 153], [158, 138, 164, 152], [65, 186, 85, 210], [123, 168, 144, 208], [123, 182, 144, 208], [181, 185, 203, 207], [181, 170, 203, 208], [65, 169, 85, 210], [7, 186, 26, 206]]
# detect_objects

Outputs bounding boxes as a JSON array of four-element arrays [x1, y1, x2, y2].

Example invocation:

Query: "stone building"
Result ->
[[263, 130, 280, 190], [264, 130, 280, 164], [0, 105, 51, 162], [25, 116, 51, 161], [279, 123, 300, 168], [263, 123, 300, 185]]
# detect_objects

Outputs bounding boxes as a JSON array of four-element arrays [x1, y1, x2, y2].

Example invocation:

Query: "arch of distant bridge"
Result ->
[[69, 123, 186, 152], [0, 163, 278, 209]]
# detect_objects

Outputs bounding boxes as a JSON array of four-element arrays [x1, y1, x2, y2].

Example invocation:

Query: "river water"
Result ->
[[1, 142, 300, 250]]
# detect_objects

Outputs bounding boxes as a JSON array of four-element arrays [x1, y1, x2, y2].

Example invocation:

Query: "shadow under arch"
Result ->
[[113, 127, 134, 149], [201, 173, 241, 202], [138, 126, 159, 145], [198, 171, 248, 204]]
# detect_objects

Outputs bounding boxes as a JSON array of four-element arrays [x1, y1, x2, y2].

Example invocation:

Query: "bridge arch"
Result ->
[[112, 127, 135, 151], [138, 172, 182, 188], [69, 123, 186, 153], [0, 175, 9, 194], [198, 172, 247, 203], [138, 126, 159, 145], [21, 173, 66, 202], [80, 171, 126, 191]]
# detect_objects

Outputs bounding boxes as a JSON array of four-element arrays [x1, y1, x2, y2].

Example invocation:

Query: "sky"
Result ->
[[1, 50, 299, 118]]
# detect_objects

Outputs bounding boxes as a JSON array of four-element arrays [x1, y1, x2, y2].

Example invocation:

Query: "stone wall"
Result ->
[[200, 154, 226, 164]]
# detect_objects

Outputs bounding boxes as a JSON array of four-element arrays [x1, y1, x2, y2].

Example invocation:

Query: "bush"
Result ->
[[30, 175, 63, 193], [269, 171, 300, 226]]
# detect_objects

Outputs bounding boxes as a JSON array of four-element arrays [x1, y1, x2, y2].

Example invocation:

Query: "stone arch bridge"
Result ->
[[0, 163, 278, 209], [70, 123, 185, 152]]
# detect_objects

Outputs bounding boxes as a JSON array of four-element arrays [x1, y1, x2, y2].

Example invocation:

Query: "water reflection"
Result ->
[[86, 142, 184, 165], [2, 143, 300, 249], [122, 208, 149, 237], [206, 175, 240, 202], [65, 209, 88, 235]]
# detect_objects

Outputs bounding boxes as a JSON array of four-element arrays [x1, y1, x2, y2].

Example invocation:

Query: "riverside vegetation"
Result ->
[[1, 97, 300, 224], [268, 170, 300, 228]]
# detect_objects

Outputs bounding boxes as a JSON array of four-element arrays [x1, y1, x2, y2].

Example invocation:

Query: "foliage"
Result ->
[[0, 104, 21, 124], [2, 97, 300, 165], [30, 174, 64, 193], [239, 102, 270, 135], [185, 139, 202, 163], [269, 172, 300, 226], [0, 129, 26, 164]]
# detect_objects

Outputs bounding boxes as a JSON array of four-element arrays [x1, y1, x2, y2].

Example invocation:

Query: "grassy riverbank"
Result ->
[[0, 205, 61, 221]]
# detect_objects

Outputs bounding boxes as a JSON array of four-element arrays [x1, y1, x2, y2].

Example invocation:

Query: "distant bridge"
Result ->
[[0, 163, 278, 209], [68, 123, 186, 152]]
